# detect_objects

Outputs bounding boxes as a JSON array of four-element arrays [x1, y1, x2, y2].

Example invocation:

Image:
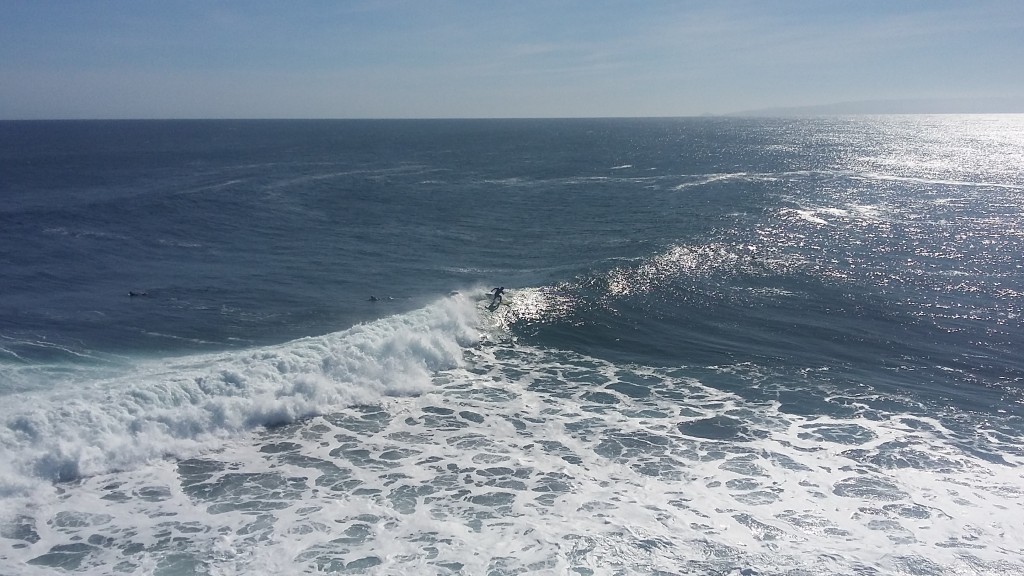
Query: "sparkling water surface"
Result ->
[[1, 116, 1022, 574]]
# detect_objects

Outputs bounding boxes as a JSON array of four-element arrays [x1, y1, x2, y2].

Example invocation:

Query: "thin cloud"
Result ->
[[1, 0, 1021, 118]]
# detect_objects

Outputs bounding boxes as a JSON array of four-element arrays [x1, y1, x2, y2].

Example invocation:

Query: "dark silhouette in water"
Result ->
[[489, 287, 505, 306]]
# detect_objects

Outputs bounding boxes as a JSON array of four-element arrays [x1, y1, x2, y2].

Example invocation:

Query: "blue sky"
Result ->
[[2, 0, 1022, 119]]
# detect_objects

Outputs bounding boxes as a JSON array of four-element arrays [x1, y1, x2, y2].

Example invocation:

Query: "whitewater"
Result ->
[[1, 116, 1022, 574]]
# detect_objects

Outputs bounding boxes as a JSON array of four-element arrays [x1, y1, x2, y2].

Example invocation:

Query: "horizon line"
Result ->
[[4, 111, 1024, 122]]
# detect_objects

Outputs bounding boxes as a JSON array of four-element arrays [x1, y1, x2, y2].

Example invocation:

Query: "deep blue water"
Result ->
[[1, 117, 1023, 575]]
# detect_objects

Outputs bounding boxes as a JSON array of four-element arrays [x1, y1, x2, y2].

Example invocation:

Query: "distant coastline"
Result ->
[[729, 97, 1024, 117]]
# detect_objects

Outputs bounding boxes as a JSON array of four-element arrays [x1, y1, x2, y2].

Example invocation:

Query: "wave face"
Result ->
[[0, 296, 478, 493], [1, 117, 1023, 574]]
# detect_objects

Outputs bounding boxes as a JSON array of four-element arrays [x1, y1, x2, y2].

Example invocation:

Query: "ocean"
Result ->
[[0, 116, 1022, 575]]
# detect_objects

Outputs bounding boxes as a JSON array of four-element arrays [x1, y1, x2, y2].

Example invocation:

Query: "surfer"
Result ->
[[489, 286, 505, 306]]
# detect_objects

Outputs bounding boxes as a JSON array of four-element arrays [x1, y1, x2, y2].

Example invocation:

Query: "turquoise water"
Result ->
[[1, 117, 1023, 574]]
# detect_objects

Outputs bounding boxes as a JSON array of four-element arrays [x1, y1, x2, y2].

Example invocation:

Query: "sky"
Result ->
[[1, 0, 1023, 119]]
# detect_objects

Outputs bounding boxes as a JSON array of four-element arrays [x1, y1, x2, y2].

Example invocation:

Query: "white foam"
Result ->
[[672, 172, 751, 190], [852, 172, 1024, 191], [2, 307, 1023, 574], [790, 208, 829, 225], [0, 294, 480, 495]]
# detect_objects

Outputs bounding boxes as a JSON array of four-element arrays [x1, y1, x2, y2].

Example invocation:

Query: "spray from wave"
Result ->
[[0, 295, 481, 495]]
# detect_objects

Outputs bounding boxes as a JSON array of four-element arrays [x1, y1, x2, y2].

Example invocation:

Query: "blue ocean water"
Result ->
[[1, 116, 1022, 574]]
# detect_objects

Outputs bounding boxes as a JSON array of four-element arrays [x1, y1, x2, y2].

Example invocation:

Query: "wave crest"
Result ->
[[0, 295, 480, 493]]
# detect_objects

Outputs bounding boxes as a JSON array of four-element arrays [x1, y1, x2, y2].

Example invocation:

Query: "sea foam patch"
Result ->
[[0, 295, 480, 496], [4, 339, 1022, 575]]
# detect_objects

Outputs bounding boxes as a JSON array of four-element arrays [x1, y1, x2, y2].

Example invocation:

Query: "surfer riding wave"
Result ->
[[488, 287, 505, 308]]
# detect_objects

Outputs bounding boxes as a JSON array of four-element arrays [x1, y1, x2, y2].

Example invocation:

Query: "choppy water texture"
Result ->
[[1, 117, 1023, 574]]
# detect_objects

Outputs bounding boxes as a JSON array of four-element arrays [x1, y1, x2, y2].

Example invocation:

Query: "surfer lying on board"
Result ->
[[489, 287, 505, 306]]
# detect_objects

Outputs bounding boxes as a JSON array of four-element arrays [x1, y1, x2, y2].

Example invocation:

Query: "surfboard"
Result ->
[[482, 295, 511, 311]]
